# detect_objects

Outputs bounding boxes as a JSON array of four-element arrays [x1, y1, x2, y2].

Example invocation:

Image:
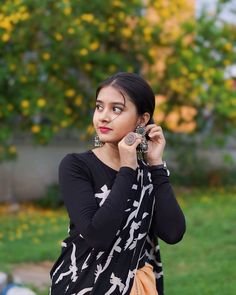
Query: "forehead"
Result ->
[[97, 86, 133, 106]]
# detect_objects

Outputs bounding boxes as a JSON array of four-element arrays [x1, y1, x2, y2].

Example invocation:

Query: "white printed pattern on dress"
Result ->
[[104, 273, 125, 295], [55, 243, 78, 284], [95, 184, 111, 206]]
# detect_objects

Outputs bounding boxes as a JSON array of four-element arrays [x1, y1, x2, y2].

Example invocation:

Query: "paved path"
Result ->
[[12, 261, 53, 290]]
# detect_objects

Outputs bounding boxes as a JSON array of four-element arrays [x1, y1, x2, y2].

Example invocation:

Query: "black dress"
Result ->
[[49, 150, 186, 295]]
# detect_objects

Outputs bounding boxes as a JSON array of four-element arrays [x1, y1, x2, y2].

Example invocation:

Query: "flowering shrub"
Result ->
[[0, 0, 235, 162]]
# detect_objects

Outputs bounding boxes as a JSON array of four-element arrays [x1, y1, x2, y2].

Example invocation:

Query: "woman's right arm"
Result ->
[[59, 153, 136, 251]]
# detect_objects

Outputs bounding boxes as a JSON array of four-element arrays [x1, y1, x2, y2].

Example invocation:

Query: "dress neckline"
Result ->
[[88, 150, 119, 173]]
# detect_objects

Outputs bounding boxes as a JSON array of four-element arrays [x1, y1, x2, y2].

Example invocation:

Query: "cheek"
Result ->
[[92, 111, 97, 125]]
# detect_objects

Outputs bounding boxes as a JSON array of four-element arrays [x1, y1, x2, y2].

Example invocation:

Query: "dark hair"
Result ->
[[96, 72, 155, 125]]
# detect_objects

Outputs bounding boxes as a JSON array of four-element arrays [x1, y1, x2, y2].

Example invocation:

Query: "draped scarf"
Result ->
[[50, 160, 163, 295]]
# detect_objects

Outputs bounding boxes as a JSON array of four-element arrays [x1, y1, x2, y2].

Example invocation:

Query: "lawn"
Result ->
[[0, 187, 235, 295]]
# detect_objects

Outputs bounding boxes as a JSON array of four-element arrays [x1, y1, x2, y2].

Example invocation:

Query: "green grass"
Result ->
[[0, 187, 235, 295], [160, 187, 236, 295], [0, 205, 67, 270]]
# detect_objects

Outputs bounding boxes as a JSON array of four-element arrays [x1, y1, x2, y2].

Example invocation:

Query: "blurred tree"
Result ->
[[0, 0, 235, 162]]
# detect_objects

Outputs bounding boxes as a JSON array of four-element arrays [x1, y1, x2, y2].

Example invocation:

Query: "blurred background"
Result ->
[[0, 0, 235, 294]]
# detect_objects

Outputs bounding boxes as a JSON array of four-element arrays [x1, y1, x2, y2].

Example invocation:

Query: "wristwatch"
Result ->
[[149, 161, 170, 176]]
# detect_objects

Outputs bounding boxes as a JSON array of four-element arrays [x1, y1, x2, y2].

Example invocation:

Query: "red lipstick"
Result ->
[[99, 127, 112, 133]]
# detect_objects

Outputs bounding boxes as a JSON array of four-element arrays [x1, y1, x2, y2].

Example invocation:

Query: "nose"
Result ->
[[98, 108, 111, 123]]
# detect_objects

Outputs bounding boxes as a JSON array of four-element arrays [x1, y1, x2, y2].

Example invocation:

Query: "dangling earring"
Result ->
[[135, 125, 148, 160], [94, 134, 103, 147]]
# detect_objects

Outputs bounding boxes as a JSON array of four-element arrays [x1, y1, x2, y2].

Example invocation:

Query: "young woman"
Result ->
[[49, 72, 186, 295]]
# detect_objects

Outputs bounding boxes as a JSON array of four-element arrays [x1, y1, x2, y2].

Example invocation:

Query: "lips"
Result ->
[[99, 127, 112, 133]]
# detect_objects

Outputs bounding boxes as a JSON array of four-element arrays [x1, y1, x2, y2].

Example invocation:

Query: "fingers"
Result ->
[[145, 125, 165, 144], [145, 124, 163, 133], [119, 132, 142, 149]]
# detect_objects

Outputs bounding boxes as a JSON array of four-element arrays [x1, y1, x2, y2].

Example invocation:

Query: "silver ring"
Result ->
[[124, 132, 136, 146]]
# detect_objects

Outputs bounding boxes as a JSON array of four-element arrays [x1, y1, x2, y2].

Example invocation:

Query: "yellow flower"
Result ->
[[37, 98, 46, 107], [27, 63, 37, 74], [67, 27, 75, 34], [86, 124, 94, 135], [63, 7, 72, 15], [2, 33, 10, 42], [8, 145, 16, 154], [31, 125, 41, 133], [19, 5, 27, 12], [196, 64, 203, 72], [75, 96, 82, 106], [98, 23, 105, 32], [90, 41, 100, 51], [127, 66, 134, 72], [160, 8, 170, 18], [108, 18, 115, 25], [64, 107, 72, 115], [21, 100, 30, 108], [118, 12, 125, 20], [54, 32, 63, 41], [79, 48, 88, 56], [143, 27, 153, 36], [224, 42, 232, 51], [189, 73, 197, 80], [20, 76, 28, 83], [148, 48, 156, 58], [7, 104, 14, 111], [74, 18, 81, 26], [20, 12, 30, 21], [81, 13, 94, 23], [9, 64, 16, 71], [84, 63, 92, 71], [121, 28, 132, 38], [180, 67, 188, 75], [112, 0, 123, 7], [0, 19, 12, 31], [108, 26, 115, 32], [53, 126, 59, 132], [42, 52, 51, 60], [224, 79, 234, 89], [108, 65, 117, 73], [223, 60, 231, 66], [60, 120, 69, 128], [65, 89, 76, 97]]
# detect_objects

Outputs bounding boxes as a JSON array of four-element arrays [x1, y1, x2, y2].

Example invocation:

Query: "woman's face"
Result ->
[[93, 85, 140, 145]]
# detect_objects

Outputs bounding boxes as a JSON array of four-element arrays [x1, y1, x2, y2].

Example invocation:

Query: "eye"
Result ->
[[113, 106, 123, 113], [95, 104, 103, 111]]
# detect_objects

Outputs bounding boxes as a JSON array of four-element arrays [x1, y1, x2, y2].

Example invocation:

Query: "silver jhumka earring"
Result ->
[[135, 125, 148, 160], [94, 134, 103, 147]]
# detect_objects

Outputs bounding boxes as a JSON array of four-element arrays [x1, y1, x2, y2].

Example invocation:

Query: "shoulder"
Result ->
[[59, 151, 93, 179]]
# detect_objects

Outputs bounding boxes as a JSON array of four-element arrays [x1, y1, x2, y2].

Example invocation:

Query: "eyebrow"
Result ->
[[96, 99, 125, 107]]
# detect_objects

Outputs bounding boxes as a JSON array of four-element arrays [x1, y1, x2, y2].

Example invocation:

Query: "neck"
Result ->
[[100, 143, 120, 164]]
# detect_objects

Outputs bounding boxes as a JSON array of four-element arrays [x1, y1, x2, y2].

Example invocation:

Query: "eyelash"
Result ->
[[95, 104, 123, 113]]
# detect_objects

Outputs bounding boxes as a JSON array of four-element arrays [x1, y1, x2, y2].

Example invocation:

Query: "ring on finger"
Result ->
[[124, 132, 137, 146]]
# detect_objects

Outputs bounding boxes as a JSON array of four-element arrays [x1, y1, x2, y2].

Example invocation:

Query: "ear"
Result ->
[[138, 112, 150, 126]]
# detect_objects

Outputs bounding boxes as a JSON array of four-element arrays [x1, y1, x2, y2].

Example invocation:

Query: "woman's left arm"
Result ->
[[145, 124, 186, 244], [149, 167, 186, 244]]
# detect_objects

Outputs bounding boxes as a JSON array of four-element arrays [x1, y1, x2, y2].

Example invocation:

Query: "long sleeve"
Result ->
[[58, 153, 137, 251], [149, 166, 186, 244]]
